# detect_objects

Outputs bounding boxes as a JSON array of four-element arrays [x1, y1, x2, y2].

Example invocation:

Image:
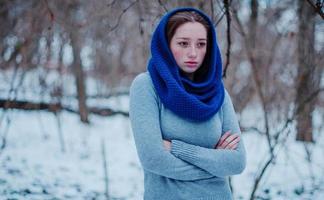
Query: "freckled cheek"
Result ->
[[172, 50, 184, 63], [199, 50, 207, 62]]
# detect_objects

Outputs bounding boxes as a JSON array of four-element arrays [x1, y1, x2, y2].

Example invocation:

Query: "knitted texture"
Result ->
[[148, 7, 225, 121], [129, 72, 246, 199]]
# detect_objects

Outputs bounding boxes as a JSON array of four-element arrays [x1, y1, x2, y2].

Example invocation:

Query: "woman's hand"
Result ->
[[215, 130, 240, 150], [163, 140, 171, 151]]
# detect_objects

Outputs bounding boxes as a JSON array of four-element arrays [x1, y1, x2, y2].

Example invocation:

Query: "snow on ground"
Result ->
[[233, 131, 324, 200], [0, 108, 143, 200], [0, 95, 324, 199]]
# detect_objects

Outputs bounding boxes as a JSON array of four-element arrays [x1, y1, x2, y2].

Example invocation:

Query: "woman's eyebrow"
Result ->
[[175, 37, 190, 40], [175, 37, 207, 40]]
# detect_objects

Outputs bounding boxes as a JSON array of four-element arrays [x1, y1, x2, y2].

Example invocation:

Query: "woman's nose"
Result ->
[[188, 46, 197, 58]]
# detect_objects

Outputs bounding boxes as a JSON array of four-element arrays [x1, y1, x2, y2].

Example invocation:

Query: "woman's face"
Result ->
[[170, 22, 207, 80]]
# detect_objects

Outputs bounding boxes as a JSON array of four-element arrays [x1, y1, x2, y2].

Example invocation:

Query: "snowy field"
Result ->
[[0, 93, 324, 199], [0, 108, 142, 200], [1, 99, 324, 200]]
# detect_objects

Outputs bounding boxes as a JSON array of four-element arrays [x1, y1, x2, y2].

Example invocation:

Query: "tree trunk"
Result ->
[[295, 0, 318, 142], [71, 30, 89, 123]]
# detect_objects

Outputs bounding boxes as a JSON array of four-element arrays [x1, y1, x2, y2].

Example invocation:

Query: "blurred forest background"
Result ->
[[0, 0, 323, 199]]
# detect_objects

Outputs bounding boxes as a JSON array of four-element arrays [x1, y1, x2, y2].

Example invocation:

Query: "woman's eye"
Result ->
[[197, 42, 206, 48], [178, 42, 189, 47]]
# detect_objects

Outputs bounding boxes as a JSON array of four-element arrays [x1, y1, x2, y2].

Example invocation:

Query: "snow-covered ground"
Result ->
[[1, 95, 323, 200], [0, 107, 142, 199], [0, 67, 323, 199]]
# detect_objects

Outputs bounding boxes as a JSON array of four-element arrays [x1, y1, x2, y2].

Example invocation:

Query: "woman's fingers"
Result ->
[[216, 131, 231, 147], [225, 137, 240, 150], [216, 133, 240, 149], [163, 140, 171, 151], [215, 131, 241, 149], [221, 134, 238, 146]]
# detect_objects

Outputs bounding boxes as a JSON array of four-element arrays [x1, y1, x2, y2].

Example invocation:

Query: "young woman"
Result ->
[[129, 7, 246, 200]]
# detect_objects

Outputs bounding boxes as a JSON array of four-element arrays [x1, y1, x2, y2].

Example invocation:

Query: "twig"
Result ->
[[0, 117, 11, 157], [231, 7, 246, 37], [107, 0, 117, 7], [249, 154, 274, 200], [157, 0, 168, 12], [0, 66, 18, 125], [0, 66, 26, 156], [273, 87, 324, 141], [209, 0, 225, 26], [222, 0, 232, 78], [54, 112, 65, 153], [101, 139, 109, 199], [42, 0, 54, 30], [250, 127, 292, 200], [107, 0, 138, 34], [305, 0, 324, 19], [295, 87, 324, 116], [210, 0, 215, 23], [246, 0, 273, 154], [214, 11, 226, 26], [151, 13, 163, 28], [249, 87, 323, 198], [303, 144, 316, 185]]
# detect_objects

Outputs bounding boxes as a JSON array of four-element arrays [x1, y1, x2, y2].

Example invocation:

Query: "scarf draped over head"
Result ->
[[148, 7, 225, 121]]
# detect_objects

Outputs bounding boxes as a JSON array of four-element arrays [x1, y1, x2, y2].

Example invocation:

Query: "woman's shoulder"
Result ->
[[131, 72, 151, 85], [221, 87, 234, 107], [130, 72, 155, 93], [129, 72, 161, 107]]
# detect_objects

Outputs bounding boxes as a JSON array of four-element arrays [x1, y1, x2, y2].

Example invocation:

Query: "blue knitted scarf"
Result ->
[[148, 7, 225, 121]]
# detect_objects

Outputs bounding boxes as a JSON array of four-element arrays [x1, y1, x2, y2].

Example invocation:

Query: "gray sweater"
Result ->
[[129, 72, 246, 200]]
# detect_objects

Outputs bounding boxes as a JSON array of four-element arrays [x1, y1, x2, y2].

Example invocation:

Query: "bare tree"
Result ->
[[295, 0, 320, 142], [69, 2, 89, 123]]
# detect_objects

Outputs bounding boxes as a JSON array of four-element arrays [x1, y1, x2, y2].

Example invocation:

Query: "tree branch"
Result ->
[[0, 99, 129, 117], [305, 0, 324, 19], [231, 7, 246, 37], [222, 0, 232, 78], [214, 11, 226, 26], [157, 0, 168, 12], [210, 0, 215, 23], [249, 154, 275, 200], [295, 87, 324, 116], [107, 0, 117, 7], [107, 0, 139, 34], [43, 0, 54, 30]]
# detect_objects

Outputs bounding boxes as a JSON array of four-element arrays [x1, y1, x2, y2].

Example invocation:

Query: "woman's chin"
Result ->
[[181, 66, 199, 73], [183, 68, 198, 75]]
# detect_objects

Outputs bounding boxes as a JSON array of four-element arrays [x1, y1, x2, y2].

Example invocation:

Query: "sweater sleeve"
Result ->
[[129, 73, 215, 181], [170, 90, 246, 177]]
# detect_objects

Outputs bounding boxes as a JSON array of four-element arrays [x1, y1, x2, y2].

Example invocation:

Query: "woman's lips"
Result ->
[[185, 61, 198, 68]]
